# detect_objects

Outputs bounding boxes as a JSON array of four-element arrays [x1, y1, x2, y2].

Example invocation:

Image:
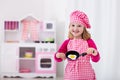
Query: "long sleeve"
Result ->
[[87, 39, 100, 62], [54, 39, 70, 62]]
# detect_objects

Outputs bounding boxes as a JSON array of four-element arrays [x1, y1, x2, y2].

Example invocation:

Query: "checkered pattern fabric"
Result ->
[[70, 10, 91, 28], [22, 22, 39, 41], [64, 39, 96, 80]]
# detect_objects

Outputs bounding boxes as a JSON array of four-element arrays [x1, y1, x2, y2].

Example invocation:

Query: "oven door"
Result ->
[[35, 52, 56, 73]]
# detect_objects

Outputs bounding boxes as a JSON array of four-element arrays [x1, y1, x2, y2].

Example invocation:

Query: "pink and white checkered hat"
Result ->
[[70, 10, 91, 28]]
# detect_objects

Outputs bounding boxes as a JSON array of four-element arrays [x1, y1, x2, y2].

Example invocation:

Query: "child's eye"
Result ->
[[72, 24, 75, 27], [78, 25, 82, 27]]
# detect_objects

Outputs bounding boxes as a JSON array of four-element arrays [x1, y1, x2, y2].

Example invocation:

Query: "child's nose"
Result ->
[[74, 26, 78, 30]]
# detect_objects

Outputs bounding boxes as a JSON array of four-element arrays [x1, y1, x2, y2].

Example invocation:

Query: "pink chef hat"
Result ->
[[70, 10, 91, 28]]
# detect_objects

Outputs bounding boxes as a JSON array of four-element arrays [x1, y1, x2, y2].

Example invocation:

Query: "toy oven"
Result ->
[[35, 52, 56, 73]]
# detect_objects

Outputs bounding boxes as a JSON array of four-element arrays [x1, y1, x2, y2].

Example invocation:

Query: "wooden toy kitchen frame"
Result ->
[[0, 16, 56, 78]]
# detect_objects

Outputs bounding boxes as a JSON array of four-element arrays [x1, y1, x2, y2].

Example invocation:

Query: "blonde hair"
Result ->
[[68, 27, 91, 40]]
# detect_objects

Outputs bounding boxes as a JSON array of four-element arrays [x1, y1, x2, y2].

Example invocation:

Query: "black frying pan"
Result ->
[[66, 50, 87, 60]]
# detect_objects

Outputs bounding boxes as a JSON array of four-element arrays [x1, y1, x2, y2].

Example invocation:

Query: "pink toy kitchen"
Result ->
[[1, 16, 57, 79]]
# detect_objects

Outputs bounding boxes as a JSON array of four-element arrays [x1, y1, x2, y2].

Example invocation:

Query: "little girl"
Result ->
[[54, 10, 100, 80]]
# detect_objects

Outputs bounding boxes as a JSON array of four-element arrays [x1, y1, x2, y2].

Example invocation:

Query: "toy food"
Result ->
[[24, 51, 33, 58], [45, 38, 54, 43], [68, 54, 77, 60]]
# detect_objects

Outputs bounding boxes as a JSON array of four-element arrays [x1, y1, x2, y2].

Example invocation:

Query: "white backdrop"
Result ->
[[0, 0, 120, 80]]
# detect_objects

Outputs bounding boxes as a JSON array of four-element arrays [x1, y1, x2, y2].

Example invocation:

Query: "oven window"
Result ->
[[40, 58, 51, 68]]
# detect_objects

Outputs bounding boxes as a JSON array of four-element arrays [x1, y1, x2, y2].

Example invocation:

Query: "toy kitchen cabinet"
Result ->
[[0, 16, 57, 78]]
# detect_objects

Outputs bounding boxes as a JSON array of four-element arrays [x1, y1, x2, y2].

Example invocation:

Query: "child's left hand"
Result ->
[[87, 48, 98, 56]]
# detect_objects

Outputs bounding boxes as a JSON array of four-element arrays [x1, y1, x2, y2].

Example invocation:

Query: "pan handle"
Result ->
[[80, 52, 87, 57]]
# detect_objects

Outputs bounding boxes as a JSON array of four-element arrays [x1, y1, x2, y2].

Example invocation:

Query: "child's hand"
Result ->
[[87, 48, 98, 56], [56, 53, 66, 60]]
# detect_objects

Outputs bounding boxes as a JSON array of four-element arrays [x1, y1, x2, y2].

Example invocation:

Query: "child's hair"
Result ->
[[68, 27, 91, 40]]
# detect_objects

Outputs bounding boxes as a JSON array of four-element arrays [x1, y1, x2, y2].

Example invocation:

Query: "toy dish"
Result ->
[[66, 50, 87, 60]]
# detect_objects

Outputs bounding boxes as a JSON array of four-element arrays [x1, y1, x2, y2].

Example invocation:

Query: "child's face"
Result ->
[[69, 22, 84, 39]]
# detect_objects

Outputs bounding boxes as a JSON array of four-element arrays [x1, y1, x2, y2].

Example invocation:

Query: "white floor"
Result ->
[[0, 77, 63, 80]]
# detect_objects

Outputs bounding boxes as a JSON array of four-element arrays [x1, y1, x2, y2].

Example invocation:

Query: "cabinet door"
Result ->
[[1, 44, 18, 73]]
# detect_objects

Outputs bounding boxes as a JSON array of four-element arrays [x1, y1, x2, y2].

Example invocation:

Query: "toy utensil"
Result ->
[[66, 50, 87, 60]]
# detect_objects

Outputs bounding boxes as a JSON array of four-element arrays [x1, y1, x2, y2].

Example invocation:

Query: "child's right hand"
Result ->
[[56, 53, 66, 60]]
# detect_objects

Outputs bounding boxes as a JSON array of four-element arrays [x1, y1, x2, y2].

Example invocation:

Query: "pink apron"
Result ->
[[64, 39, 96, 80]]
